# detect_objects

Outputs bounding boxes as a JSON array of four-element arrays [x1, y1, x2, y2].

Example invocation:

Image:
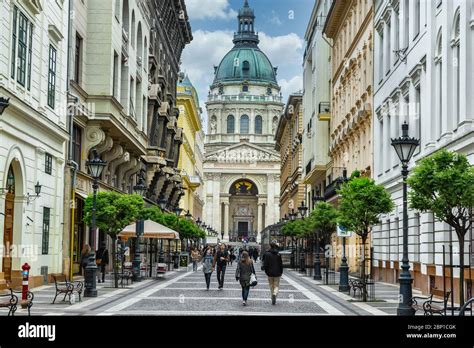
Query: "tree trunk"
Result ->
[[457, 229, 465, 306], [361, 235, 367, 302], [112, 236, 118, 288]]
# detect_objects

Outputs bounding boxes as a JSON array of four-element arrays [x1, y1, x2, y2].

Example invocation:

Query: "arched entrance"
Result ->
[[229, 179, 258, 242], [3, 164, 16, 281]]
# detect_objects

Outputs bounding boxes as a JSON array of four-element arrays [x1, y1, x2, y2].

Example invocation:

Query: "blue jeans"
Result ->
[[217, 265, 226, 288], [204, 273, 211, 289], [242, 286, 250, 301]]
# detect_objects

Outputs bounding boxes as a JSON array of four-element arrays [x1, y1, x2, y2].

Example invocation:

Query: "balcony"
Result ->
[[122, 29, 129, 58], [318, 102, 331, 121], [207, 94, 283, 103]]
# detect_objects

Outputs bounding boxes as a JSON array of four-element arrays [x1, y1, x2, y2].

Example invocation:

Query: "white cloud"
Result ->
[[258, 32, 304, 72], [266, 11, 282, 26], [278, 75, 303, 99], [186, 0, 237, 20]]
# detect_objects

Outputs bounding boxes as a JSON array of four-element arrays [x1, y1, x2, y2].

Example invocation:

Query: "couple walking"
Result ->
[[201, 240, 283, 306], [201, 244, 229, 290]]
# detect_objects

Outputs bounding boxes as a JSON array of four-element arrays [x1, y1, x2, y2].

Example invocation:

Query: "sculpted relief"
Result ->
[[207, 146, 279, 163]]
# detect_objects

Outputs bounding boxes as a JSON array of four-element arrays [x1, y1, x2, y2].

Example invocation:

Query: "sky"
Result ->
[[181, 0, 315, 130]]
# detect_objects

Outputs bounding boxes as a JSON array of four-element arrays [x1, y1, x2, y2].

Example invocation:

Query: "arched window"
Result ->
[[131, 10, 136, 48], [242, 60, 250, 77], [435, 29, 443, 137], [452, 10, 460, 127], [255, 115, 262, 134], [227, 115, 235, 133], [122, 0, 129, 35], [137, 22, 142, 63], [240, 115, 249, 134]]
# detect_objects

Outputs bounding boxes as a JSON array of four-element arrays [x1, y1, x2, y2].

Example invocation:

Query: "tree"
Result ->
[[338, 175, 394, 301], [408, 149, 474, 305], [84, 191, 144, 288], [307, 202, 339, 248]]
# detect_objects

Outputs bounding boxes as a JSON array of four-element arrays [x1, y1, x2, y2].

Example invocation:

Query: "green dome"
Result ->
[[214, 47, 277, 85]]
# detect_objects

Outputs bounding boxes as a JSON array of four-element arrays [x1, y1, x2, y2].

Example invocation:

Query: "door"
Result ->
[[238, 221, 248, 238], [3, 192, 14, 281]]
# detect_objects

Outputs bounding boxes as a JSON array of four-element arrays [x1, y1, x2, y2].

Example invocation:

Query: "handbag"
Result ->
[[250, 273, 258, 287]]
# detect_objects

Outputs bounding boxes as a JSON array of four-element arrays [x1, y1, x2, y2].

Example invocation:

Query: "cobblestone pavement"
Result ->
[[1, 261, 429, 316]]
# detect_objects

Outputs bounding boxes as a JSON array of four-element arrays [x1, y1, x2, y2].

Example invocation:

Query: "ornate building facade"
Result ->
[[0, 0, 69, 288], [275, 94, 305, 219], [372, 0, 474, 301], [302, 0, 332, 211], [203, 0, 283, 243], [323, 0, 374, 272], [177, 75, 203, 218], [63, 0, 191, 274]]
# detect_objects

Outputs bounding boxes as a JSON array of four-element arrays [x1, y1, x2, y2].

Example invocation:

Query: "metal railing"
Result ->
[[208, 94, 283, 103]]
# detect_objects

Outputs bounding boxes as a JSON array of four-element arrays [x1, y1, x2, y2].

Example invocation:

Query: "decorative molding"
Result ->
[[85, 125, 105, 157], [48, 24, 64, 43]]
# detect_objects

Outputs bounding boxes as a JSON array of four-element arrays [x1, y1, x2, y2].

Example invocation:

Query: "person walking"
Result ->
[[96, 241, 109, 283], [262, 240, 283, 305], [191, 247, 200, 272], [80, 244, 91, 276], [235, 251, 256, 306], [202, 247, 214, 290], [213, 243, 229, 290]]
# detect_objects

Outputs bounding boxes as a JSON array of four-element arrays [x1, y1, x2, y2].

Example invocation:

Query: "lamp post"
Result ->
[[313, 191, 324, 280], [132, 171, 147, 282], [0, 97, 10, 115], [338, 170, 350, 292], [84, 149, 107, 297], [298, 202, 308, 272], [289, 209, 297, 269], [391, 122, 419, 316], [158, 198, 167, 211]]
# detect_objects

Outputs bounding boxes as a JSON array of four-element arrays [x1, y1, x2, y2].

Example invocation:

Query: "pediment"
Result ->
[[205, 142, 280, 163], [20, 0, 43, 16]]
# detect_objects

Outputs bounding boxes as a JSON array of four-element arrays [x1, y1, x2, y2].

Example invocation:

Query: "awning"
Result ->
[[118, 220, 180, 240]]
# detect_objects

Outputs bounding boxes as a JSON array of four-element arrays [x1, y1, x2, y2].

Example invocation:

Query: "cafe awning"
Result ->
[[118, 220, 180, 240]]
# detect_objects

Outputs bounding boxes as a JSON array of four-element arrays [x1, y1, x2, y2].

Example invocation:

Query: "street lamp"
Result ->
[[185, 210, 192, 220], [132, 171, 147, 282], [84, 149, 107, 297], [298, 201, 308, 219], [313, 191, 324, 280], [174, 207, 183, 217], [298, 202, 308, 272], [26, 181, 42, 205], [391, 121, 419, 316], [0, 97, 10, 115], [158, 198, 167, 211]]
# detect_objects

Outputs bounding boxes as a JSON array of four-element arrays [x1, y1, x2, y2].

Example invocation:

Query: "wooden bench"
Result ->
[[411, 291, 451, 315], [348, 279, 364, 297], [12, 289, 34, 316], [52, 276, 83, 304], [0, 289, 18, 316]]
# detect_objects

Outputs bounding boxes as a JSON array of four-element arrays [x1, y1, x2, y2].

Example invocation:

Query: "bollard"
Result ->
[[21, 263, 31, 300]]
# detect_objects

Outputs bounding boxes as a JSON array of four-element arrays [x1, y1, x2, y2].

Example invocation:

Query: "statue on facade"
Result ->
[[272, 117, 278, 133], [210, 118, 217, 134]]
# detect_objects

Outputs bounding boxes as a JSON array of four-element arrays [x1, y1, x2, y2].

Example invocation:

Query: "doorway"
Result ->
[[2, 165, 16, 281]]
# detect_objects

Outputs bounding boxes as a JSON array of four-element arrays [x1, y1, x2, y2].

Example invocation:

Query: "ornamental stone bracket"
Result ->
[[85, 124, 106, 158], [118, 156, 139, 191], [158, 101, 170, 117], [96, 136, 114, 156], [102, 144, 123, 182], [107, 151, 130, 186]]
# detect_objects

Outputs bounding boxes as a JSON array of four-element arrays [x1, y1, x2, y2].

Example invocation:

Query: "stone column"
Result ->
[[224, 201, 230, 240], [212, 174, 221, 233], [266, 174, 275, 225]]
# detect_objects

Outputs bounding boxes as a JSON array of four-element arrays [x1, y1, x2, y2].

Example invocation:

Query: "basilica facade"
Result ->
[[203, 0, 284, 243]]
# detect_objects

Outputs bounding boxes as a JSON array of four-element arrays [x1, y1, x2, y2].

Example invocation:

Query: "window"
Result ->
[[131, 10, 135, 48], [255, 115, 262, 134], [240, 115, 249, 134], [113, 52, 119, 98], [72, 124, 82, 167], [415, 85, 421, 150], [404, 0, 410, 46], [394, 5, 400, 63], [45, 153, 53, 175], [414, 0, 421, 37], [42, 207, 51, 255], [267, 87, 272, 95], [47, 45, 57, 108], [452, 11, 460, 128], [242, 60, 250, 76], [227, 115, 235, 133], [11, 7, 34, 89], [435, 30, 443, 137], [74, 33, 82, 83], [378, 27, 384, 81], [386, 19, 391, 73], [218, 86, 224, 94], [242, 85, 249, 92]]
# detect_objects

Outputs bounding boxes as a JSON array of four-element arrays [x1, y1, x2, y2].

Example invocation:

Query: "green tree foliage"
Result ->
[[83, 191, 144, 288], [408, 149, 474, 304], [338, 175, 394, 301], [308, 202, 339, 246]]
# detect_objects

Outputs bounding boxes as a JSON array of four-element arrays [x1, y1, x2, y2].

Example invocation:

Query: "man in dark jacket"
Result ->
[[262, 240, 283, 305], [96, 241, 109, 283], [212, 243, 229, 289]]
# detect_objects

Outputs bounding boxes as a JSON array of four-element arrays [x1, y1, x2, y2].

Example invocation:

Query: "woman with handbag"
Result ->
[[235, 251, 257, 306], [80, 244, 91, 276], [202, 247, 214, 290]]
